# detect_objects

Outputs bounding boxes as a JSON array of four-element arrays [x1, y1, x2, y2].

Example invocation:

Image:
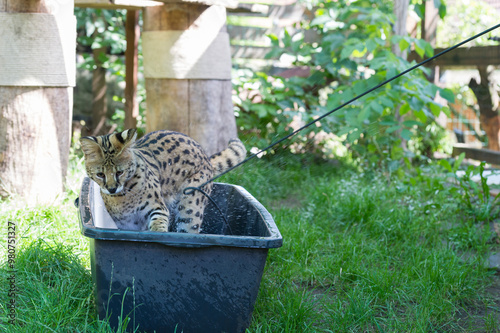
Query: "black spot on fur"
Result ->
[[139, 202, 148, 211]]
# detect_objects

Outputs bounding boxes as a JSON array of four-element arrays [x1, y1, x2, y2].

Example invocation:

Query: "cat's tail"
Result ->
[[210, 139, 247, 176]]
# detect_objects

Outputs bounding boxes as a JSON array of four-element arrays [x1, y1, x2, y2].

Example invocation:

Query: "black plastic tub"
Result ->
[[78, 177, 282, 333]]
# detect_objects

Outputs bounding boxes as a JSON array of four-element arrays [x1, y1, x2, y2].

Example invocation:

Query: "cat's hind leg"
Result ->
[[147, 205, 171, 232], [175, 183, 212, 234]]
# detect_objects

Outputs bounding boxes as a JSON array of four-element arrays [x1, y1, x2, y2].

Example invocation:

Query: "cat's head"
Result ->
[[80, 129, 137, 195]]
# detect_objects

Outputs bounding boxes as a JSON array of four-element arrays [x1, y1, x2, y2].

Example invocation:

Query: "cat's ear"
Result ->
[[80, 136, 103, 161], [112, 128, 137, 154]]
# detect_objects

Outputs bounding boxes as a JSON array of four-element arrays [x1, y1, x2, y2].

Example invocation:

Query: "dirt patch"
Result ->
[[455, 269, 500, 332]]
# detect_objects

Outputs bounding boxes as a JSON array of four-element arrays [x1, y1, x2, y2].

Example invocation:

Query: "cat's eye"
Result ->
[[96, 172, 105, 179], [116, 171, 124, 177]]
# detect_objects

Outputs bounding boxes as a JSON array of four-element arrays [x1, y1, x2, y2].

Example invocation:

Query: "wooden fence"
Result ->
[[227, 0, 305, 69]]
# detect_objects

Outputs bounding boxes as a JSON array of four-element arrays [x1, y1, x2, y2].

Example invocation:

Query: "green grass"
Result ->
[[0, 153, 499, 332]]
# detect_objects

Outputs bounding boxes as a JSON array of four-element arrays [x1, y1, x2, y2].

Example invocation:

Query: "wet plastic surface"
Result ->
[[78, 178, 282, 333]]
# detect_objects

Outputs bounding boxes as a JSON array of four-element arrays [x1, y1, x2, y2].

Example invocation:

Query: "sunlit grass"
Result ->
[[0, 153, 498, 332]]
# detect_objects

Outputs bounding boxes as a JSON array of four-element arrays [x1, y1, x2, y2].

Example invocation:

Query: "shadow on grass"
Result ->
[[0, 239, 138, 332]]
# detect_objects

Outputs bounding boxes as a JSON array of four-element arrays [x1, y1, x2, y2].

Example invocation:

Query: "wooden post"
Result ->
[[0, 0, 75, 203], [421, 0, 440, 83], [125, 10, 140, 129], [143, 2, 237, 156], [421, 0, 438, 47]]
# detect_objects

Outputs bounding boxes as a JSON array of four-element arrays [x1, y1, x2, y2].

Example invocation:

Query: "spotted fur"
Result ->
[[80, 129, 246, 233]]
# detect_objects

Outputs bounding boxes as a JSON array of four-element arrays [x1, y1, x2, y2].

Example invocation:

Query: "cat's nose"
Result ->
[[108, 187, 117, 194]]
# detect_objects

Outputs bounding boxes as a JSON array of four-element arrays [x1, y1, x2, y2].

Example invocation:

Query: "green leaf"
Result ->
[[399, 38, 410, 52], [347, 129, 361, 142], [366, 39, 378, 52], [357, 109, 369, 122], [283, 29, 292, 48], [310, 15, 332, 27], [439, 159, 452, 172], [414, 39, 427, 58], [326, 94, 342, 110], [439, 88, 455, 103], [401, 129, 412, 141], [399, 103, 411, 116], [414, 3, 424, 19], [369, 101, 384, 114], [403, 120, 423, 127], [409, 96, 425, 111], [386, 66, 398, 80], [379, 96, 394, 108], [340, 45, 356, 60], [391, 146, 404, 160], [414, 110, 428, 122], [386, 125, 401, 133], [425, 43, 434, 57], [453, 153, 465, 173], [353, 81, 367, 96], [352, 47, 367, 58], [441, 105, 451, 117], [429, 102, 442, 117]]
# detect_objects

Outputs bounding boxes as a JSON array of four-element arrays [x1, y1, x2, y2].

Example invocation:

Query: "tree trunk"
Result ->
[[124, 10, 140, 130], [393, 0, 409, 149], [0, 0, 75, 203], [393, 0, 409, 59], [143, 4, 237, 156], [469, 66, 500, 151], [91, 47, 109, 136]]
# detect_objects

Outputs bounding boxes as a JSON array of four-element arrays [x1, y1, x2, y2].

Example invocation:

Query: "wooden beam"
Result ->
[[75, 0, 163, 10], [124, 10, 139, 129], [155, 0, 238, 8], [452, 144, 500, 165], [75, 0, 238, 10], [409, 46, 500, 68]]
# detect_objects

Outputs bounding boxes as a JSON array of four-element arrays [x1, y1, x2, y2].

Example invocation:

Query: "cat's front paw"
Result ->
[[147, 208, 170, 232], [149, 219, 169, 232]]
